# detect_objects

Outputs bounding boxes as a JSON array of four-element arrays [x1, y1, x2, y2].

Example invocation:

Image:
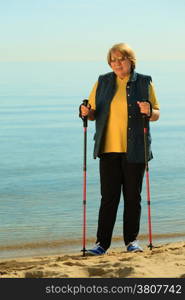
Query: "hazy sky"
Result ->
[[0, 0, 185, 62]]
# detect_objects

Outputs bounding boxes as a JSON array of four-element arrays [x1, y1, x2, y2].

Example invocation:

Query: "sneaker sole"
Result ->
[[127, 248, 143, 253], [86, 250, 105, 256]]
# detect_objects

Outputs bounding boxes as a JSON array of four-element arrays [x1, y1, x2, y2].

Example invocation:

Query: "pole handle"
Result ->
[[142, 114, 148, 130], [82, 99, 88, 128]]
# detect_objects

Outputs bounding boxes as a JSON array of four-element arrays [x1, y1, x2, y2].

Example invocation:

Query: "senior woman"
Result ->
[[80, 43, 160, 255]]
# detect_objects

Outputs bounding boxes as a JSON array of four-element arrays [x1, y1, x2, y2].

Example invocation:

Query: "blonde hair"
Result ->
[[107, 43, 136, 70]]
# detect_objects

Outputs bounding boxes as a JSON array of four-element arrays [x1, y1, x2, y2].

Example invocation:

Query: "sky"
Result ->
[[0, 0, 185, 62]]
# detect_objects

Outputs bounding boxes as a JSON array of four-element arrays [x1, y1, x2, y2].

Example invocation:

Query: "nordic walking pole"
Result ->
[[143, 115, 153, 250], [81, 99, 88, 256]]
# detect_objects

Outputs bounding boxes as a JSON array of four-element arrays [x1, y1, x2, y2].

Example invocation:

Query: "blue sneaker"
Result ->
[[87, 244, 106, 256], [127, 240, 143, 252]]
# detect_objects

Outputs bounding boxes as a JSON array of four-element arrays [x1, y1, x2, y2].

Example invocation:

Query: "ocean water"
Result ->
[[0, 61, 185, 259]]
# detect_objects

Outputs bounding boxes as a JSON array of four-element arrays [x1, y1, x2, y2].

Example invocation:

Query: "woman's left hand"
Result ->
[[137, 101, 151, 117]]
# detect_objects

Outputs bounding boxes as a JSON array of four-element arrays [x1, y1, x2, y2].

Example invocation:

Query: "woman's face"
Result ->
[[110, 50, 131, 79]]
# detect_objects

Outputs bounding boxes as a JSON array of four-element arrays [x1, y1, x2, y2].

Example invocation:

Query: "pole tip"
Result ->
[[148, 243, 153, 250], [81, 248, 87, 257]]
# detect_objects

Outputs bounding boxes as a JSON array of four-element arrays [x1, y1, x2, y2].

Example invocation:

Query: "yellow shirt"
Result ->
[[88, 75, 159, 154]]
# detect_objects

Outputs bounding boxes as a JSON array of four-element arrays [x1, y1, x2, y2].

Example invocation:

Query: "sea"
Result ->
[[0, 60, 185, 259]]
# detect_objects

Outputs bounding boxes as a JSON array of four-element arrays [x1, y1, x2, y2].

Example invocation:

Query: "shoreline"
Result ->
[[0, 240, 185, 278], [0, 232, 185, 260]]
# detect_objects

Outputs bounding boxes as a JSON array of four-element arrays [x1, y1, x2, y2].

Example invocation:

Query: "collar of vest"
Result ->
[[128, 70, 137, 82], [107, 71, 137, 82]]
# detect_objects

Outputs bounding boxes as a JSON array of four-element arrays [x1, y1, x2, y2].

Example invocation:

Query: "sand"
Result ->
[[0, 241, 185, 278]]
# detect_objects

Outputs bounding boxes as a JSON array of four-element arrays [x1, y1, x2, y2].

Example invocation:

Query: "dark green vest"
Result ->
[[93, 71, 153, 163]]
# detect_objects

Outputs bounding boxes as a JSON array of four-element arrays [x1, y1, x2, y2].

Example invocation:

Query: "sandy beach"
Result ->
[[0, 241, 185, 278]]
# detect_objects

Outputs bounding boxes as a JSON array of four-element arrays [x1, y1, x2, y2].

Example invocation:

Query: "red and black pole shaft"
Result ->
[[81, 99, 88, 256], [143, 115, 153, 250]]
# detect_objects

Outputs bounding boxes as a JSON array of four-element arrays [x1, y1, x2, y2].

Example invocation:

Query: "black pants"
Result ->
[[96, 153, 145, 250]]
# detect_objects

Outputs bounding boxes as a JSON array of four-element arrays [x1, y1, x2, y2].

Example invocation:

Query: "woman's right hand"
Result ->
[[80, 104, 90, 117]]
